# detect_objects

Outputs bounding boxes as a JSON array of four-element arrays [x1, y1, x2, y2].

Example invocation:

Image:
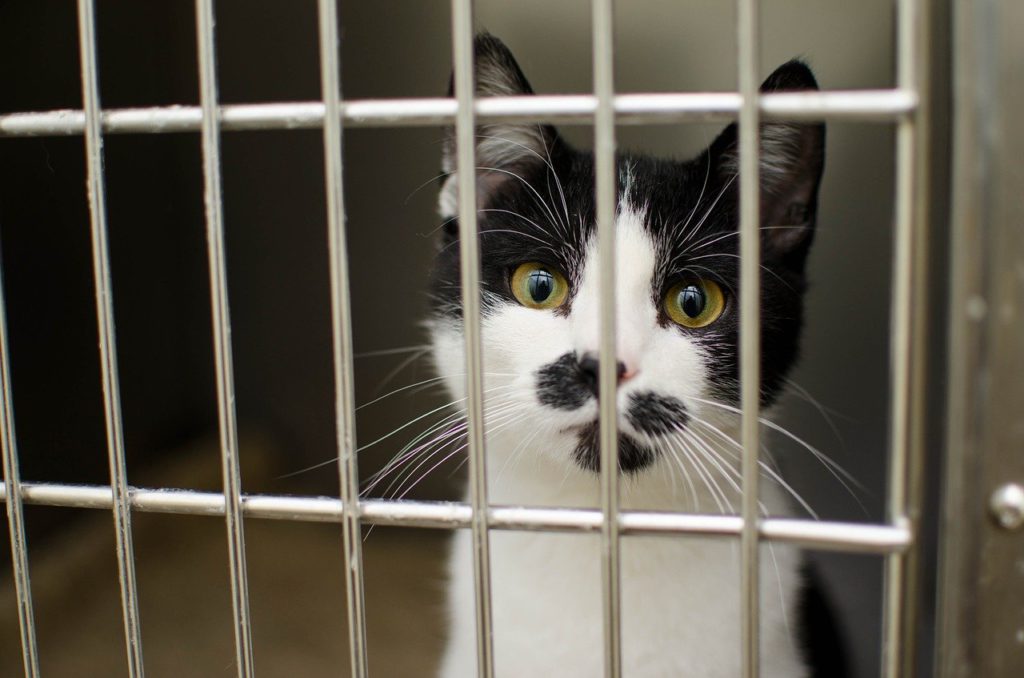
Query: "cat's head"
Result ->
[[429, 34, 824, 475]]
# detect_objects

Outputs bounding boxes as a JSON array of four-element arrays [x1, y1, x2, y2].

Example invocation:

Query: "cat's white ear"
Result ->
[[439, 33, 559, 219], [710, 60, 826, 260]]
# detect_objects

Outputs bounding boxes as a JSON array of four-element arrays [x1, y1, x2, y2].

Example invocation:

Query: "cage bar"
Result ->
[[0, 252, 40, 676], [0, 482, 914, 553], [315, 1, 370, 676], [450, 2, 497, 676], [882, 0, 929, 675], [0, 3, 942, 675], [590, 1, 623, 676], [75, 1, 146, 674], [0, 90, 917, 138], [737, 0, 762, 676], [193, 1, 256, 675]]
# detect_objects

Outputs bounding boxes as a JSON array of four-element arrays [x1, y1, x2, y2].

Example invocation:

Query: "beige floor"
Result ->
[[1, 439, 448, 677]]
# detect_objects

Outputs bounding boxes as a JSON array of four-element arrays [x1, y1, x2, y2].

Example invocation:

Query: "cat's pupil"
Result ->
[[679, 286, 705, 318], [528, 270, 554, 302]]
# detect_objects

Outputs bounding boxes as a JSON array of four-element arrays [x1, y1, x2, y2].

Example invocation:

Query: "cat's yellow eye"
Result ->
[[664, 279, 725, 328], [511, 263, 570, 310]]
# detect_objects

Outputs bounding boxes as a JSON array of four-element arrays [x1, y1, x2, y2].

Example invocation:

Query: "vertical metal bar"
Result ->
[[76, 1, 146, 674], [315, 2, 369, 676], [450, 2, 495, 676], [194, 1, 255, 675], [883, 0, 929, 675], [737, 1, 762, 676], [0, 262, 40, 677], [591, 1, 622, 677]]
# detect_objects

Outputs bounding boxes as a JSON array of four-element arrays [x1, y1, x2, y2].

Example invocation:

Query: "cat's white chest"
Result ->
[[439, 467, 808, 677]]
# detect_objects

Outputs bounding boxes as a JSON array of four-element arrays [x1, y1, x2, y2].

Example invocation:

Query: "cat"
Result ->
[[427, 33, 832, 677]]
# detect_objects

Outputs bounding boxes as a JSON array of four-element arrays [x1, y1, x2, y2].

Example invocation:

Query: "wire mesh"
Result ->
[[736, 0, 763, 674], [194, 0, 256, 674], [316, 1, 370, 676], [0, 221, 40, 678], [75, 1, 146, 674], [0, 1, 931, 676], [450, 1, 497, 676]]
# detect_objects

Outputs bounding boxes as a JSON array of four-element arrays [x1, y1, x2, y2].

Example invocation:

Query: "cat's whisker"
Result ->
[[656, 185, 743, 279], [363, 415, 466, 494], [675, 427, 774, 517], [433, 163, 567, 238], [279, 395, 479, 481], [370, 347, 433, 397], [539, 132, 574, 237], [404, 169, 453, 208], [356, 375, 449, 412], [370, 392, 531, 494], [478, 208, 554, 240], [367, 395, 527, 496], [390, 405, 533, 500], [656, 172, 739, 278], [781, 378, 850, 447], [677, 429, 741, 492], [766, 540, 796, 647], [358, 394, 476, 457], [683, 224, 806, 255], [493, 417, 551, 487], [475, 132, 573, 237], [686, 251, 796, 291], [687, 395, 868, 513], [668, 434, 730, 514], [660, 150, 713, 258], [354, 344, 433, 359], [676, 428, 750, 511], [357, 373, 506, 413], [373, 417, 476, 497], [660, 442, 699, 512], [655, 440, 679, 499], [680, 174, 737, 248], [436, 227, 561, 260], [477, 165, 568, 236], [357, 381, 519, 460], [687, 418, 819, 519]]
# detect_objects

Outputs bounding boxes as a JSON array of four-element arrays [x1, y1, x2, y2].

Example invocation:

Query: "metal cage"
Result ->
[[0, 0, 1019, 676]]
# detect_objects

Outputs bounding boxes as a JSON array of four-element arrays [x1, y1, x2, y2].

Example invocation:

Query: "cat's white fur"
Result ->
[[431, 204, 808, 676]]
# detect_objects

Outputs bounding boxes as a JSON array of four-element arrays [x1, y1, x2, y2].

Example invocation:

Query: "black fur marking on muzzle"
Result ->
[[626, 392, 689, 437], [537, 352, 591, 411], [572, 422, 658, 474]]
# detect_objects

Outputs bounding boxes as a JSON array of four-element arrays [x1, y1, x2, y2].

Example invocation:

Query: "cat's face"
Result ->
[[429, 34, 824, 475]]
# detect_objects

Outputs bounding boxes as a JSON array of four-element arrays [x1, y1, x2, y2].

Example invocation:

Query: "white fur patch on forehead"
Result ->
[[571, 199, 659, 369]]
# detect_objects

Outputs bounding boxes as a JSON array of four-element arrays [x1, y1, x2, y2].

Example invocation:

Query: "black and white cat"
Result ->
[[429, 34, 830, 677]]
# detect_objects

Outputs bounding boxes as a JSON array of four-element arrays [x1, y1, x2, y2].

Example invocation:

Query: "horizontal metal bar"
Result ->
[[0, 481, 911, 553], [0, 90, 917, 137]]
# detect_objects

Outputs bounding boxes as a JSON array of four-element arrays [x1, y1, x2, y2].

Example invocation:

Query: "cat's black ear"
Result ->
[[709, 60, 826, 266], [439, 33, 561, 219]]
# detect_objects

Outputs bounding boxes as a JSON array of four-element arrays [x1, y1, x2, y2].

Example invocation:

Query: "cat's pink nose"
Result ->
[[579, 353, 635, 396]]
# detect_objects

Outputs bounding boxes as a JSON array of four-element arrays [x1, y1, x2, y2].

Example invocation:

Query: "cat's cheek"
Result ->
[[627, 331, 710, 401], [427, 319, 468, 401], [485, 306, 576, 366]]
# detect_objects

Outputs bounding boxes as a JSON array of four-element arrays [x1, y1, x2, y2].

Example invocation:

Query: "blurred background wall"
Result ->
[[0, 1, 949, 676]]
